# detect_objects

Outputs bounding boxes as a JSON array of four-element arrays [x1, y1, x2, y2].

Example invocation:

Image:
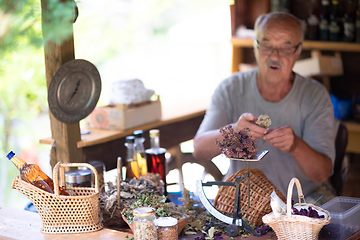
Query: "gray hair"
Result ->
[[254, 12, 306, 42]]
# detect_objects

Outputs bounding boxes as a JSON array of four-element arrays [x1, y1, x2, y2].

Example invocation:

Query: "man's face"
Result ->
[[254, 19, 301, 84]]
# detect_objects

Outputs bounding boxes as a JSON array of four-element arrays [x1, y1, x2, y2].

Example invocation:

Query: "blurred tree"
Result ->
[[0, 0, 75, 206]]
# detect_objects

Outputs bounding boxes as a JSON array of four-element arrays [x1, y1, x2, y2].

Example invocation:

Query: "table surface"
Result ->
[[2, 206, 360, 240], [0, 206, 273, 240]]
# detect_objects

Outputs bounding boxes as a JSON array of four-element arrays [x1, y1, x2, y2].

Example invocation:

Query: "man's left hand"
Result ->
[[263, 126, 296, 153]]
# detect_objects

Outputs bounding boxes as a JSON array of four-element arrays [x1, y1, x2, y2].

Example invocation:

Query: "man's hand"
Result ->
[[263, 126, 296, 153], [234, 113, 267, 140]]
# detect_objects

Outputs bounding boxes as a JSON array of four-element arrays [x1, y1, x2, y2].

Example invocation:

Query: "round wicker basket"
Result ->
[[213, 168, 286, 226]]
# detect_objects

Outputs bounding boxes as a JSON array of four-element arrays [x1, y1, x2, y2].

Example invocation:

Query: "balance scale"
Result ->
[[195, 150, 269, 237]]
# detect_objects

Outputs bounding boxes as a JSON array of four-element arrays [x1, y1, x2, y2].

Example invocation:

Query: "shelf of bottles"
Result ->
[[230, 37, 360, 52], [231, 0, 360, 52]]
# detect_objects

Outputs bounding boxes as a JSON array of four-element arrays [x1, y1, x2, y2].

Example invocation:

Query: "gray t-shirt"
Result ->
[[197, 67, 336, 197]]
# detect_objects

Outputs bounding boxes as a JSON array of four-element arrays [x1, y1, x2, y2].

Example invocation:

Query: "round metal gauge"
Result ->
[[48, 59, 101, 124]]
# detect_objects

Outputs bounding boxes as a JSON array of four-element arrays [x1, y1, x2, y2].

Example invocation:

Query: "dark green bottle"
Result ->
[[320, 0, 330, 41], [344, 0, 356, 42], [329, 0, 341, 41], [356, 0, 360, 42]]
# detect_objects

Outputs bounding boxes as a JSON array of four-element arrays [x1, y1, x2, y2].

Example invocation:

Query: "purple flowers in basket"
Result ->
[[291, 199, 325, 219]]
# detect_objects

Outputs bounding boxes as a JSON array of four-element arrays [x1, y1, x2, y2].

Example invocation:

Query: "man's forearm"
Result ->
[[289, 135, 333, 183], [193, 130, 223, 161]]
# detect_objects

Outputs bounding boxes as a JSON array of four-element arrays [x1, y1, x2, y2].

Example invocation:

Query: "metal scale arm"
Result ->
[[196, 176, 261, 237]]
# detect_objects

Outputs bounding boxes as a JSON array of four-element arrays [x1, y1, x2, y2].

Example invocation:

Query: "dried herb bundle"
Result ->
[[121, 193, 183, 224], [216, 125, 257, 159]]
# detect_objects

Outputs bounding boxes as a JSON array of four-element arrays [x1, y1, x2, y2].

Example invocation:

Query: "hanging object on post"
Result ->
[[48, 59, 102, 124]]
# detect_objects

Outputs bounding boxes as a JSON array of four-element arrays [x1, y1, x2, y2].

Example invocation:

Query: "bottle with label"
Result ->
[[329, 0, 342, 41], [355, 0, 360, 43], [355, 0, 360, 42], [6, 151, 70, 195], [344, 0, 356, 42], [133, 130, 148, 176], [145, 129, 167, 195], [307, 0, 321, 40], [125, 136, 140, 180], [320, 0, 330, 40]]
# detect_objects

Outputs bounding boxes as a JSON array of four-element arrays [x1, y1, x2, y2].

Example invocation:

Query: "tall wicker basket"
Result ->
[[11, 162, 103, 234], [213, 168, 286, 226], [262, 178, 331, 240]]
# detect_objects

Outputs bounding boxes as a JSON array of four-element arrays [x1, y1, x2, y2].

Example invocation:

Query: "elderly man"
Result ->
[[193, 12, 336, 203]]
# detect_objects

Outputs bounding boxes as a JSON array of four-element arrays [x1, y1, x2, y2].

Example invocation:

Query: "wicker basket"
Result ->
[[262, 178, 331, 240], [213, 168, 286, 226], [11, 162, 103, 234]]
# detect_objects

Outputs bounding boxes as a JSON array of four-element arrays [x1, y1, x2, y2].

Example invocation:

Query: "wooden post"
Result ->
[[41, 0, 84, 169]]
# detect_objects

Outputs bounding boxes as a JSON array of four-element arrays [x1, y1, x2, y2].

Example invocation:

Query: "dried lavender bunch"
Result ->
[[216, 125, 257, 159]]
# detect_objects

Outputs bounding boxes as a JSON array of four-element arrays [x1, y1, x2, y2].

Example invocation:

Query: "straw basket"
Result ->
[[262, 178, 331, 240], [11, 162, 103, 234], [213, 168, 286, 226]]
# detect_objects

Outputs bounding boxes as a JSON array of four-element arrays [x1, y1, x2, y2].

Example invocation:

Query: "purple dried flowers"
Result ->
[[216, 125, 257, 159]]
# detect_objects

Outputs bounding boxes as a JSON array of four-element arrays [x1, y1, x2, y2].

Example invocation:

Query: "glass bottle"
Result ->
[[133, 207, 157, 240], [307, 0, 321, 40], [133, 130, 148, 176], [329, 0, 342, 41], [145, 129, 167, 194], [344, 0, 356, 42], [155, 217, 178, 240], [125, 136, 140, 180], [357, 0, 360, 42], [6, 151, 69, 196], [320, 0, 330, 41]]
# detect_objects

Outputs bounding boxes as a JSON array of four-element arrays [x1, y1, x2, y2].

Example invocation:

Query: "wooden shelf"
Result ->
[[231, 37, 360, 52]]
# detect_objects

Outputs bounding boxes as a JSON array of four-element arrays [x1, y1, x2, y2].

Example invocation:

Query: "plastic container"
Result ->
[[319, 196, 360, 240]]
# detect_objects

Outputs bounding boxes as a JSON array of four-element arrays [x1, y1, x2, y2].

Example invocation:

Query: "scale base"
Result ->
[[204, 216, 261, 237]]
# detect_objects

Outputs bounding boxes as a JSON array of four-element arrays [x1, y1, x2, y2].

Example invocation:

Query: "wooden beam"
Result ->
[[41, 0, 83, 169]]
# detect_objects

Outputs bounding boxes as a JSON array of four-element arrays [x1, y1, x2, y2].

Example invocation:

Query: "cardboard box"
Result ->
[[293, 50, 343, 77], [83, 97, 162, 130]]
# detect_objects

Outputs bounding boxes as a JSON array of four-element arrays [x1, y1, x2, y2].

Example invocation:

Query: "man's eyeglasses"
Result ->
[[255, 39, 302, 57]]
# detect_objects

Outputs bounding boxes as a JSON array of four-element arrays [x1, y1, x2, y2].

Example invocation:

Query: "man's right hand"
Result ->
[[233, 113, 267, 140]]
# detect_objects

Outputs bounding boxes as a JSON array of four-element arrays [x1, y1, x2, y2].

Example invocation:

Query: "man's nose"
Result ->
[[270, 48, 281, 59]]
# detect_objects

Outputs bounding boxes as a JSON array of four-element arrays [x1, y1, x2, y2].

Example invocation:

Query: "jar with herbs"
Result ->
[[155, 217, 178, 240], [132, 207, 157, 240]]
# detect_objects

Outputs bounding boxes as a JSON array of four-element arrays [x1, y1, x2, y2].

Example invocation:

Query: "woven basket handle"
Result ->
[[286, 177, 306, 217], [53, 162, 100, 195]]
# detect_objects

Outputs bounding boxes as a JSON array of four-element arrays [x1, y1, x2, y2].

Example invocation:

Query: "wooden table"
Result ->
[[40, 97, 211, 171], [2, 205, 360, 240], [0, 206, 272, 240]]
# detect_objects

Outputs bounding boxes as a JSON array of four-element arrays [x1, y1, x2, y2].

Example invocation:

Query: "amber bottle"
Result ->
[[134, 130, 148, 176], [7, 151, 69, 195], [125, 136, 140, 180]]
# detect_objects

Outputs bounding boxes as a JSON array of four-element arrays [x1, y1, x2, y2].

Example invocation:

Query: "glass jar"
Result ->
[[133, 207, 157, 240], [65, 169, 92, 188], [155, 217, 178, 240]]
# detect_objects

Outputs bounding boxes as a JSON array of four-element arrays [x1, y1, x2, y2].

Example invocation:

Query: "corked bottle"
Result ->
[[133, 207, 157, 240], [7, 151, 70, 196], [155, 217, 178, 240]]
